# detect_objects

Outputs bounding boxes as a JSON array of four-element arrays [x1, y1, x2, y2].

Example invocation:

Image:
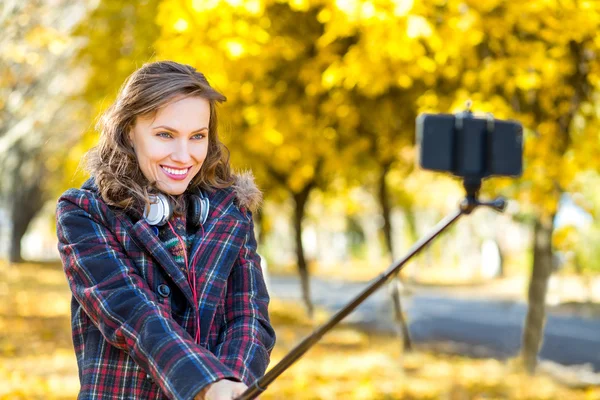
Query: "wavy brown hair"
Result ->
[[85, 60, 234, 214]]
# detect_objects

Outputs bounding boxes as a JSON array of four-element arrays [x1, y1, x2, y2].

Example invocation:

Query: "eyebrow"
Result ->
[[152, 125, 209, 134]]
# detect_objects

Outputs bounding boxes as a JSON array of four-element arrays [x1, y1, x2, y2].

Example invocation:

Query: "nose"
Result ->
[[170, 139, 192, 164]]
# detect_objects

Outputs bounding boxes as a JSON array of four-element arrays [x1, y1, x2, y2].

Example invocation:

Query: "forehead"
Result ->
[[140, 95, 211, 126]]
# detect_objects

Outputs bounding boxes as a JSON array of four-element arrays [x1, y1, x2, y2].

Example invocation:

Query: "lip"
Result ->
[[160, 165, 191, 181]]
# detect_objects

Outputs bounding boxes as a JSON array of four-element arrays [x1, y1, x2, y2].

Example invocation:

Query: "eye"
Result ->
[[191, 133, 207, 140], [157, 131, 172, 138]]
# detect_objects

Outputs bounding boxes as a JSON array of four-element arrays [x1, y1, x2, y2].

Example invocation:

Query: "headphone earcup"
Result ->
[[188, 193, 209, 226], [144, 193, 172, 226]]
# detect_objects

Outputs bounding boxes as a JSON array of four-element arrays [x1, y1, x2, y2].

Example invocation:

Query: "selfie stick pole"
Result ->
[[236, 181, 506, 400]]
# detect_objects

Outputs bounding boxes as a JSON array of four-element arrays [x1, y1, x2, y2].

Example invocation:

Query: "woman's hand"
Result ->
[[195, 379, 248, 400]]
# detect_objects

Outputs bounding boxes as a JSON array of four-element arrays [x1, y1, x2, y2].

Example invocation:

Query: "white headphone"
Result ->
[[143, 192, 209, 227]]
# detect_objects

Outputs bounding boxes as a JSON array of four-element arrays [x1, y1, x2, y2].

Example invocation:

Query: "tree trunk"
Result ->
[[255, 208, 266, 246], [496, 239, 506, 278], [399, 202, 419, 282], [389, 279, 413, 351], [377, 163, 413, 352], [521, 213, 555, 373], [9, 179, 46, 263], [292, 186, 314, 318], [378, 163, 394, 259]]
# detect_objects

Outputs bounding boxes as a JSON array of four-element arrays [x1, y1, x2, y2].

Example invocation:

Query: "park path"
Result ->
[[268, 275, 600, 371]]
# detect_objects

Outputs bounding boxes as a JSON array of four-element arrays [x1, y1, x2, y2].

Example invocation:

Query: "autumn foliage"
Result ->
[[1, 0, 600, 396]]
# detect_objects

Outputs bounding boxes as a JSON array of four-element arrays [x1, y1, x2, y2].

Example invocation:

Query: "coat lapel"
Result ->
[[187, 186, 238, 266], [188, 188, 247, 346], [79, 179, 194, 304], [126, 218, 197, 309]]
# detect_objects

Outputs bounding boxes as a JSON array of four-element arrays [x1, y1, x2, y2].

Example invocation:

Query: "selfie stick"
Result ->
[[236, 179, 506, 400]]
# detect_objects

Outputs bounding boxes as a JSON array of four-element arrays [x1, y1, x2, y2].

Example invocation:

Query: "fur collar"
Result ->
[[231, 171, 262, 213]]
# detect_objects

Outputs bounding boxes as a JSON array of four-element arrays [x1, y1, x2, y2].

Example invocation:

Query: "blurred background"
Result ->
[[1, 0, 600, 398]]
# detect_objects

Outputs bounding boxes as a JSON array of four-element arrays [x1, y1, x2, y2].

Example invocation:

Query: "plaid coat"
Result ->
[[56, 174, 275, 400]]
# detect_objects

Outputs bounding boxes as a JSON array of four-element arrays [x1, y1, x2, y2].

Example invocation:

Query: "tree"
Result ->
[[156, 1, 351, 317], [309, 0, 599, 366], [416, 0, 600, 372], [333, 90, 420, 351], [63, 0, 162, 190], [311, 0, 458, 353], [66, 0, 600, 371], [0, 0, 86, 262]]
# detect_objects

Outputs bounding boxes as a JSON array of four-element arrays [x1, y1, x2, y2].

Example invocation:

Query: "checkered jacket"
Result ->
[[56, 176, 275, 400]]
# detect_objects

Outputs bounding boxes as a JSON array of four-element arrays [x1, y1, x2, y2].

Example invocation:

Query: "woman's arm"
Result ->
[[57, 191, 237, 400], [213, 212, 276, 386]]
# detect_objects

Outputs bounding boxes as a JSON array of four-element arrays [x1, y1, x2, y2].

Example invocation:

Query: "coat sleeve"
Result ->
[[56, 191, 238, 400], [213, 212, 276, 386]]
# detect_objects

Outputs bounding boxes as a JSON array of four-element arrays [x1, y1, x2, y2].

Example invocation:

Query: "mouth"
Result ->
[[160, 165, 192, 181]]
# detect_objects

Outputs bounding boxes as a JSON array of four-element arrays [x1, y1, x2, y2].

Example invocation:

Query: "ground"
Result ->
[[1, 261, 599, 399]]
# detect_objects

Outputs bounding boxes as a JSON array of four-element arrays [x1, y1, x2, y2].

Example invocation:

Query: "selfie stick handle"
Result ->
[[236, 191, 508, 400]]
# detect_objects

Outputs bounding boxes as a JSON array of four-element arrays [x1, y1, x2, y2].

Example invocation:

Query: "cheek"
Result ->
[[135, 144, 168, 177], [193, 143, 209, 161], [140, 141, 169, 163]]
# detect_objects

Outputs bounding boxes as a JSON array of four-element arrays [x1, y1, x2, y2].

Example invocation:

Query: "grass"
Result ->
[[1, 261, 599, 399]]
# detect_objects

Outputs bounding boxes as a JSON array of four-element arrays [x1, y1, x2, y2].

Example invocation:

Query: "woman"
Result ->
[[56, 61, 276, 400]]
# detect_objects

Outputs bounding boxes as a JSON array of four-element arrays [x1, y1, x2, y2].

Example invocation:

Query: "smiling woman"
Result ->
[[55, 61, 275, 400], [129, 96, 211, 196], [84, 61, 233, 215]]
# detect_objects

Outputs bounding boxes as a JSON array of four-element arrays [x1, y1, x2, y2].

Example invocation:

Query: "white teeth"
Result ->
[[162, 166, 188, 175]]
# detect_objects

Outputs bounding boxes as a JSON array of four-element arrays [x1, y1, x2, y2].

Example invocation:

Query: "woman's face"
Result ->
[[129, 95, 210, 195]]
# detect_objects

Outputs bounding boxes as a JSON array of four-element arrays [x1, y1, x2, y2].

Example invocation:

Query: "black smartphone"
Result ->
[[416, 112, 523, 180]]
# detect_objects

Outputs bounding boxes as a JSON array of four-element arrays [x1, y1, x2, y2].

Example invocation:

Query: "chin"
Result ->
[[158, 183, 188, 196]]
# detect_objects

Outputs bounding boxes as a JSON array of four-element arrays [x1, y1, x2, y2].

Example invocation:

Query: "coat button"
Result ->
[[158, 284, 170, 298]]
